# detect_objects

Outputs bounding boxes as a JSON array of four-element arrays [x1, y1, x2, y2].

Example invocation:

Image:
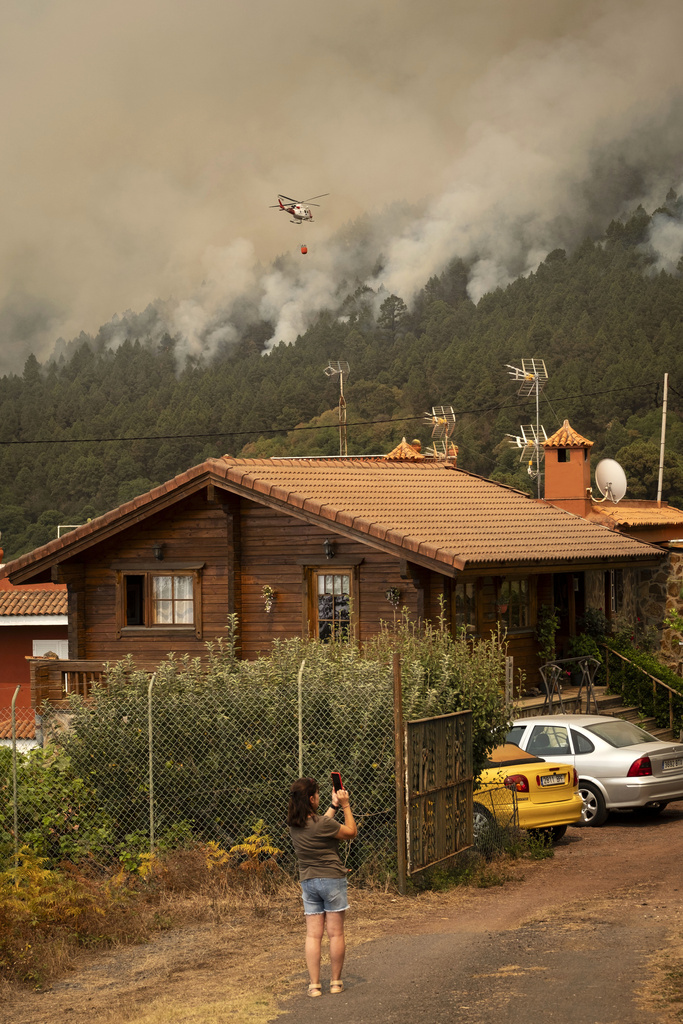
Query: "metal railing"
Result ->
[[601, 644, 680, 736]]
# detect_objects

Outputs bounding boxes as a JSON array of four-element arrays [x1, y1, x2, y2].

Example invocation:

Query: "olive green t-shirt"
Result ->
[[288, 814, 346, 880]]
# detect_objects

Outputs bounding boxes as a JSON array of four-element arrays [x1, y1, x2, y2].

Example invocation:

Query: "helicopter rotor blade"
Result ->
[[301, 193, 329, 203], [278, 195, 299, 203]]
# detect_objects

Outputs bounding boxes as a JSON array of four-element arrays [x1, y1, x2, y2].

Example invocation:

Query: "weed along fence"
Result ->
[[2, 627, 513, 880]]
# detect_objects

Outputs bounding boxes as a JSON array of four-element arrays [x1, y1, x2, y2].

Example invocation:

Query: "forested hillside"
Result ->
[[1, 203, 682, 561]]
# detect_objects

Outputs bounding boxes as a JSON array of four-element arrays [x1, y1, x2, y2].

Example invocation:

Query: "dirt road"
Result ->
[[275, 812, 683, 1024], [5, 805, 683, 1024]]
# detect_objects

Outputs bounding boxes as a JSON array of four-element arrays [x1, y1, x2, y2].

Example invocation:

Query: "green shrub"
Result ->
[[11, 616, 510, 878], [0, 746, 115, 867], [535, 605, 560, 662], [568, 634, 603, 663], [604, 639, 683, 732]]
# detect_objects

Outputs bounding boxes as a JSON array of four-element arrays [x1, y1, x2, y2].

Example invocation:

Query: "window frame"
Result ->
[[452, 580, 477, 633], [498, 578, 531, 632], [527, 723, 571, 756], [302, 563, 360, 642], [474, 575, 536, 636], [115, 562, 204, 639]]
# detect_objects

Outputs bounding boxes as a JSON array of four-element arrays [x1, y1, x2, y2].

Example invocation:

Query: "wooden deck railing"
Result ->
[[601, 644, 681, 736], [29, 659, 106, 710]]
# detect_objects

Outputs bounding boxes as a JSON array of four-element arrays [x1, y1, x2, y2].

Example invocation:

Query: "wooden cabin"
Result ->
[[2, 443, 666, 706]]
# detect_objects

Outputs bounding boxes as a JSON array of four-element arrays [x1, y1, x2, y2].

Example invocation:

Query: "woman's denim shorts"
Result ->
[[300, 876, 350, 915]]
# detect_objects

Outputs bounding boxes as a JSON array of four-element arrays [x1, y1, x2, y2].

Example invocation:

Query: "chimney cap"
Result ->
[[543, 419, 594, 449]]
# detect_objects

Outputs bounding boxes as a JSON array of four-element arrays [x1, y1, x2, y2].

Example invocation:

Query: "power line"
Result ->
[[0, 379, 665, 448]]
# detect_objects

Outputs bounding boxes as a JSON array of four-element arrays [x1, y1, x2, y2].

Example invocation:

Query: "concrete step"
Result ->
[[598, 706, 673, 741], [595, 694, 624, 711], [599, 704, 640, 720], [514, 684, 677, 742], [650, 726, 677, 741], [616, 706, 643, 722]]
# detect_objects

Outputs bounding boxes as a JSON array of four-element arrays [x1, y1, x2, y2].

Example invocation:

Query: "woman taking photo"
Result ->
[[287, 777, 357, 997]]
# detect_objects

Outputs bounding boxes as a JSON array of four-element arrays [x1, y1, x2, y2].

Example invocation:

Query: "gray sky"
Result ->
[[1, 0, 681, 370]]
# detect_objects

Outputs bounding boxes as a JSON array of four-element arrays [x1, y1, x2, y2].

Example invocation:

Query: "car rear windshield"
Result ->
[[585, 720, 656, 748]]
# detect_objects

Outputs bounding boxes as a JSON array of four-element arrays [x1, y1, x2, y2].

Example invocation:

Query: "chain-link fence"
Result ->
[[1, 658, 399, 879], [0, 705, 38, 753], [472, 784, 519, 858], [1, 641, 520, 876]]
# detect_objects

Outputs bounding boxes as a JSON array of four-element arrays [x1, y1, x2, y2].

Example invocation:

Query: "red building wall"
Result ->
[[0, 626, 69, 709]]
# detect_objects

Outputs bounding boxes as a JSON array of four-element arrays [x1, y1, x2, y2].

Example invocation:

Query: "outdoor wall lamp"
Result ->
[[152, 541, 165, 561], [323, 538, 335, 559]]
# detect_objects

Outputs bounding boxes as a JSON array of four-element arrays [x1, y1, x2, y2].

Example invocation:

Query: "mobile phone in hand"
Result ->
[[331, 771, 343, 792]]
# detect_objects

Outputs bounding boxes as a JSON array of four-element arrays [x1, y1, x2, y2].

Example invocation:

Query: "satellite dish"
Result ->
[[595, 459, 627, 504]]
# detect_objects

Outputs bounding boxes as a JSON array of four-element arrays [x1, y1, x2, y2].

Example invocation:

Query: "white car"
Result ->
[[506, 714, 683, 826]]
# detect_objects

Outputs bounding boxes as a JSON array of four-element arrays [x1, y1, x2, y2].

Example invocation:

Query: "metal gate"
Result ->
[[404, 710, 473, 874]]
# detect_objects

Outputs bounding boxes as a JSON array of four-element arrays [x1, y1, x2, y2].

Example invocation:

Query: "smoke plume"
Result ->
[[1, 1, 683, 371]]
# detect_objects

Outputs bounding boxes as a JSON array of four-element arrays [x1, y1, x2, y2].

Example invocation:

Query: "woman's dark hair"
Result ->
[[288, 777, 319, 828]]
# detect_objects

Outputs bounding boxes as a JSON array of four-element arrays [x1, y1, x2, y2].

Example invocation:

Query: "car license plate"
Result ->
[[541, 774, 566, 786], [663, 757, 683, 770]]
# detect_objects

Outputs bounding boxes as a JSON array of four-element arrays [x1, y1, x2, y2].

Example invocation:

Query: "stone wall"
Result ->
[[585, 570, 604, 613], [659, 550, 683, 675], [585, 567, 638, 623], [622, 566, 639, 624], [637, 558, 671, 630], [584, 553, 683, 675]]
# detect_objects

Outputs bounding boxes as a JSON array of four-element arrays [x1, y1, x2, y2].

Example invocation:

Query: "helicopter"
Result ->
[[270, 193, 329, 224]]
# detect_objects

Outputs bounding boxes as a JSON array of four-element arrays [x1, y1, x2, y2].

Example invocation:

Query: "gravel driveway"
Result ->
[[273, 805, 683, 1024]]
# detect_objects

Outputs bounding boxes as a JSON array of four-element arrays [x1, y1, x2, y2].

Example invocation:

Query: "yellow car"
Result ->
[[474, 743, 583, 843]]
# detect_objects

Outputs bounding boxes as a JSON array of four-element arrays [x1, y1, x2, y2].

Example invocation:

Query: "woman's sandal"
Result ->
[[307, 983, 322, 998], [330, 980, 344, 994]]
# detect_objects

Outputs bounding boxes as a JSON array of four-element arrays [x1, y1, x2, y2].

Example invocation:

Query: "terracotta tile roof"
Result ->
[[591, 500, 683, 528], [3, 457, 663, 580], [0, 717, 36, 740], [385, 438, 426, 460], [213, 459, 661, 569], [544, 419, 594, 449], [0, 577, 67, 616]]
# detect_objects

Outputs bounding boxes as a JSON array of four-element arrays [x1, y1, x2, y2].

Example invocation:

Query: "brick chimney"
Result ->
[[543, 419, 593, 518]]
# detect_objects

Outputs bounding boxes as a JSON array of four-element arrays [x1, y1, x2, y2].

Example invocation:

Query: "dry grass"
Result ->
[[1, 843, 531, 1024], [0, 845, 302, 990]]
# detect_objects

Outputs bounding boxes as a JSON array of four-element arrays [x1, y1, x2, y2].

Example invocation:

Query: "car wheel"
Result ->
[[472, 803, 494, 845], [531, 824, 567, 843], [579, 781, 608, 827], [635, 802, 668, 818]]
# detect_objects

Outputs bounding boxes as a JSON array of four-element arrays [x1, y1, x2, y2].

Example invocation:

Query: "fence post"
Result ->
[[393, 653, 407, 896], [505, 656, 514, 707], [148, 673, 156, 855], [297, 660, 305, 777], [11, 685, 20, 869]]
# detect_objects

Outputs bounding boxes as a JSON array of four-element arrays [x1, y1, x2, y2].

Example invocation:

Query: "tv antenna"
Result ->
[[423, 405, 456, 459], [505, 359, 548, 497], [506, 424, 549, 479], [324, 360, 350, 456], [594, 458, 627, 504]]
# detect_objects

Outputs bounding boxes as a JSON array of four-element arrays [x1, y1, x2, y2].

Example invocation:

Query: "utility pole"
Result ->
[[657, 372, 669, 506]]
